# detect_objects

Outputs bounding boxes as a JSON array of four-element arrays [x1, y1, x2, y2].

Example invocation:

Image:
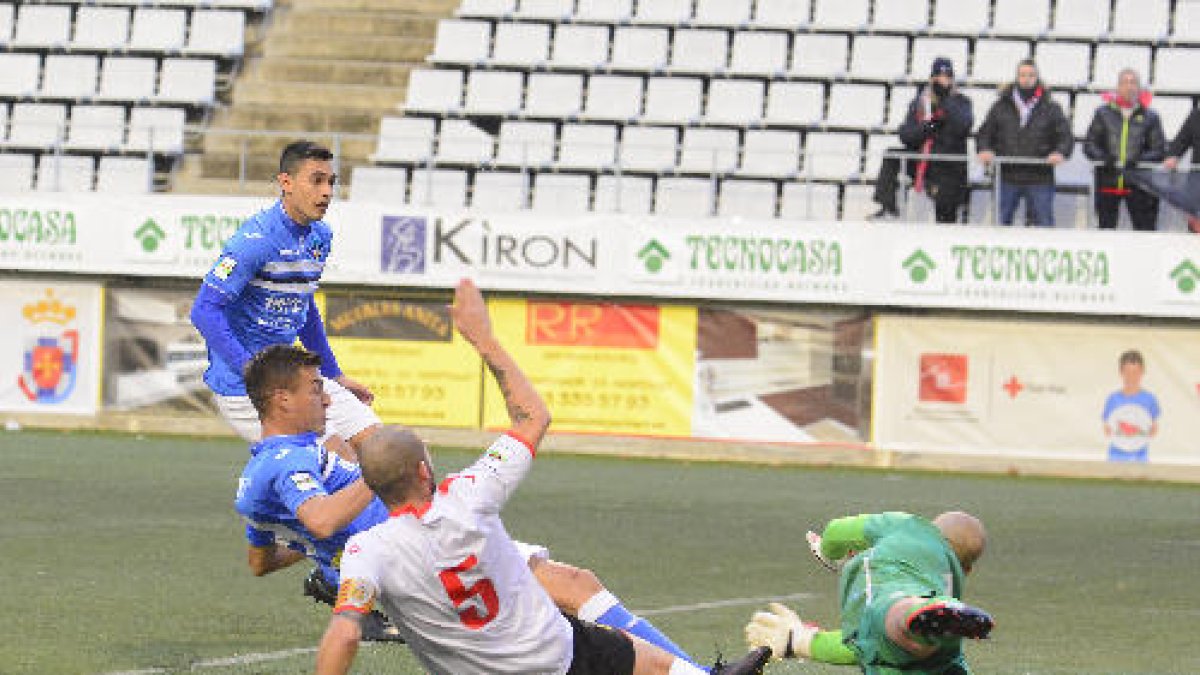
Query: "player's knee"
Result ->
[[536, 561, 604, 614]]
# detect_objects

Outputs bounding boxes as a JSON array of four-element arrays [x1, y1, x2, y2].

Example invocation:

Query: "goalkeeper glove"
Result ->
[[745, 602, 820, 660], [806, 530, 854, 572]]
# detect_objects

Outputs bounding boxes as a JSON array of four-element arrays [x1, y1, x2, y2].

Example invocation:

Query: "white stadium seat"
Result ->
[[754, 0, 811, 30], [885, 86, 918, 131], [556, 123, 617, 170], [1154, 96, 1193, 140], [1172, 1, 1200, 43], [678, 128, 740, 175], [803, 132, 862, 180], [970, 40, 1031, 85], [1051, 0, 1110, 39], [780, 182, 839, 221], [1110, 0, 1169, 41], [842, 184, 879, 221], [850, 36, 909, 82], [73, 7, 130, 50], [1071, 92, 1103, 137], [96, 156, 152, 193], [532, 173, 591, 214], [765, 81, 825, 127], [97, 57, 156, 102], [13, 5, 70, 48], [372, 116, 437, 163], [957, 87, 993, 126], [1152, 48, 1199, 93], [862, 134, 896, 184], [909, 38, 969, 79], [515, 0, 573, 21], [991, 0, 1051, 37], [129, 9, 187, 52], [594, 174, 653, 214], [620, 126, 679, 173], [185, 10, 246, 57], [436, 119, 496, 165], [550, 25, 609, 70], [694, 0, 752, 28], [656, 177, 715, 217], [471, 171, 529, 212], [41, 55, 99, 100], [0, 53, 40, 98], [632, 0, 692, 26], [739, 130, 801, 178], [704, 79, 764, 126], [575, 0, 634, 24], [669, 29, 729, 75], [524, 73, 583, 119], [349, 166, 408, 203], [790, 34, 849, 78], [403, 69, 463, 114], [156, 59, 216, 105], [125, 107, 185, 154], [813, 0, 869, 31], [36, 154, 94, 192], [610, 27, 670, 72], [826, 83, 886, 130], [718, 180, 777, 219], [409, 168, 469, 208], [581, 75, 643, 122], [491, 22, 550, 68], [728, 31, 788, 77], [0, 4, 13, 46], [1091, 45, 1151, 90], [463, 70, 524, 115], [931, 0, 990, 35], [871, 0, 929, 32], [0, 153, 36, 192], [7, 103, 67, 149], [641, 77, 703, 125], [495, 120, 556, 168], [65, 105, 126, 152], [429, 20, 491, 65], [1034, 42, 1092, 89], [456, 0, 515, 19]]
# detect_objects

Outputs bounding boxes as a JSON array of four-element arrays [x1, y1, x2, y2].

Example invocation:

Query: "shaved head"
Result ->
[[933, 511, 987, 573], [357, 425, 431, 507]]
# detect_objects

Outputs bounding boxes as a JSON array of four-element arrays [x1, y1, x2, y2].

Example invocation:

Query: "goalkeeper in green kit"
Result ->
[[745, 511, 993, 674]]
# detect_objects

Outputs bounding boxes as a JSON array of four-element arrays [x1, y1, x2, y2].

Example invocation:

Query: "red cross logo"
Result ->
[[1003, 376, 1024, 399]]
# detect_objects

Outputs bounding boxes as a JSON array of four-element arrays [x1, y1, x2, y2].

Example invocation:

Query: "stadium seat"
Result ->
[[580, 75, 643, 122], [669, 29, 729, 75], [764, 81, 825, 127], [471, 171, 529, 212], [1050, 0, 1110, 39], [96, 156, 151, 193], [826, 83, 886, 130], [0, 153, 35, 192], [574, 0, 634, 24], [958, 87, 994, 124], [678, 128, 740, 175], [491, 22, 550, 68], [549, 25, 610, 70], [641, 77, 703, 125], [514, 0, 573, 21], [1155, 96, 1193, 140], [930, 0, 990, 35], [656, 177, 715, 217], [524, 73, 583, 119], [0, 53, 40, 98], [886, 85, 917, 130], [8, 103, 66, 149], [409, 168, 469, 208], [556, 123, 617, 170], [862, 133, 896, 183], [620, 125, 679, 173], [97, 57, 157, 102], [125, 107, 185, 154], [728, 31, 788, 77], [970, 40, 1031, 85], [790, 34, 849, 78], [212, 0, 274, 10], [12, 5, 70, 49], [65, 105, 125, 152], [704, 79, 764, 126], [1071, 92, 1103, 137], [1110, 0, 1169, 41], [813, 0, 869, 31], [1152, 48, 1197, 93], [909, 38, 970, 80], [694, 0, 752, 28], [36, 153, 94, 192], [463, 70, 524, 115], [990, 0, 1050, 37], [185, 10, 246, 57], [753, 0, 811, 30], [871, 0, 929, 32], [594, 174, 653, 214], [349, 166, 408, 203], [157, 59, 217, 105], [632, 0, 692, 26], [40, 55, 99, 100], [610, 27, 670, 72], [739, 129, 800, 178], [428, 20, 491, 66], [841, 184, 878, 221], [718, 179, 777, 219], [494, 120, 556, 168], [780, 182, 839, 220], [403, 69, 463, 114], [72, 7, 130, 51], [1033, 42, 1091, 89], [456, 0, 515, 19], [129, 9, 187, 52], [373, 116, 437, 163], [1091, 45, 1151, 90], [0, 4, 12, 46], [803, 132, 862, 180], [1171, 1, 1200, 43], [532, 173, 591, 213], [436, 119, 496, 165], [849, 36, 909, 82]]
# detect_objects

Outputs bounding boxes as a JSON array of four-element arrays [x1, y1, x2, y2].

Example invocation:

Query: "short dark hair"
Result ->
[[243, 345, 322, 418], [278, 140, 333, 175], [1017, 58, 1038, 72], [1118, 350, 1145, 369]]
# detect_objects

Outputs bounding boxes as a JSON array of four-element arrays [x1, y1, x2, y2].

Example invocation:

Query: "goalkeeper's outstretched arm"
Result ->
[[745, 603, 858, 665]]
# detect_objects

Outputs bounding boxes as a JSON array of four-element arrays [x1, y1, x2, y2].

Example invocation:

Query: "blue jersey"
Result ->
[[1102, 389, 1160, 462], [200, 201, 333, 396], [235, 432, 389, 584]]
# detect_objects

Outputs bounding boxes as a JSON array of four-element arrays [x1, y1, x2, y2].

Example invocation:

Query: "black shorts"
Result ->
[[564, 613, 636, 675]]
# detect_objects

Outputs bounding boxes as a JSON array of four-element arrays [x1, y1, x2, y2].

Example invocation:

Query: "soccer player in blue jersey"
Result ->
[[191, 140, 379, 457]]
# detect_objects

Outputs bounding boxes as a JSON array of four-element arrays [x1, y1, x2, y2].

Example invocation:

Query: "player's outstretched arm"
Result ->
[[745, 603, 857, 665], [451, 278, 551, 447], [294, 480, 376, 540], [315, 614, 362, 675]]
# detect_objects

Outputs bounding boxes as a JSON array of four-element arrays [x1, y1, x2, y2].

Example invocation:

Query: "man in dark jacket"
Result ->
[[870, 57, 974, 224], [1163, 106, 1200, 232], [976, 59, 1074, 227], [1083, 68, 1167, 231]]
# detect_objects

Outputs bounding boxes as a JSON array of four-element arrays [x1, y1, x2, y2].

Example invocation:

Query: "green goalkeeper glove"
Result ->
[[745, 602, 820, 660], [807, 530, 854, 572]]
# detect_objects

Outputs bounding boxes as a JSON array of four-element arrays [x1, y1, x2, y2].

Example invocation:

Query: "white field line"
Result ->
[[635, 591, 817, 616]]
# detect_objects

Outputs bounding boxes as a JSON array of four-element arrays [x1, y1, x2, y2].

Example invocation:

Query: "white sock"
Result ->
[[575, 589, 619, 623], [668, 659, 707, 675]]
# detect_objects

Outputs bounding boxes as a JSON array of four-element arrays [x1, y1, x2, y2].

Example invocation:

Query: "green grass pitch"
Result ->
[[3, 429, 1198, 674]]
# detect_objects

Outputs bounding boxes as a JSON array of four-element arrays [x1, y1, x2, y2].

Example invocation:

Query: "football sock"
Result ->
[[668, 659, 707, 675], [577, 590, 697, 665]]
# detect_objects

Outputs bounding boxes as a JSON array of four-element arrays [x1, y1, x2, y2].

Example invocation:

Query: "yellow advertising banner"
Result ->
[[482, 299, 697, 436], [317, 292, 482, 428]]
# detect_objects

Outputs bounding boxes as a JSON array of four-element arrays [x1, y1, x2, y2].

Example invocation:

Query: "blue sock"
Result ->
[[580, 590, 698, 666]]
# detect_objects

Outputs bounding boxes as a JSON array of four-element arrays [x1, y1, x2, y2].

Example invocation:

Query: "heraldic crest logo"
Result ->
[[18, 289, 79, 404]]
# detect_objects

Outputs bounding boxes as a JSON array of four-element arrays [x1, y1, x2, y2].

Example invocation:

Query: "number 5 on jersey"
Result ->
[[438, 555, 500, 629]]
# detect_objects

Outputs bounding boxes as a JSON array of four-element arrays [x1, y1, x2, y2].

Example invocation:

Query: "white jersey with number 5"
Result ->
[[334, 433, 573, 675]]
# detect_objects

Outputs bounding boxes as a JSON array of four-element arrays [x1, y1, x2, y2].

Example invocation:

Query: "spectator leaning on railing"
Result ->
[[1162, 106, 1200, 233], [1083, 68, 1167, 231], [869, 57, 973, 224], [976, 59, 1074, 227]]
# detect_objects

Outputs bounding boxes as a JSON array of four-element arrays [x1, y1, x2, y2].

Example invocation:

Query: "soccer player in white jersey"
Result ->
[[315, 279, 772, 675]]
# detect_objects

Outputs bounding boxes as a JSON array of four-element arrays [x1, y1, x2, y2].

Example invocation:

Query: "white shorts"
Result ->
[[214, 377, 381, 444]]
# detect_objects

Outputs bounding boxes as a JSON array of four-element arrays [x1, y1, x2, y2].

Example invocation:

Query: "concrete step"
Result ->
[[199, 151, 376, 182], [218, 105, 386, 134], [230, 80, 405, 110], [277, 9, 440, 38], [200, 134, 376, 160], [290, 0, 458, 14], [263, 34, 433, 61], [242, 57, 416, 88]]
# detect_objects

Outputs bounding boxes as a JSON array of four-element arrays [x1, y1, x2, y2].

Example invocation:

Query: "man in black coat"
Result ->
[[1083, 68, 1167, 231], [1162, 106, 1200, 232], [976, 59, 1074, 227], [870, 57, 974, 224]]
